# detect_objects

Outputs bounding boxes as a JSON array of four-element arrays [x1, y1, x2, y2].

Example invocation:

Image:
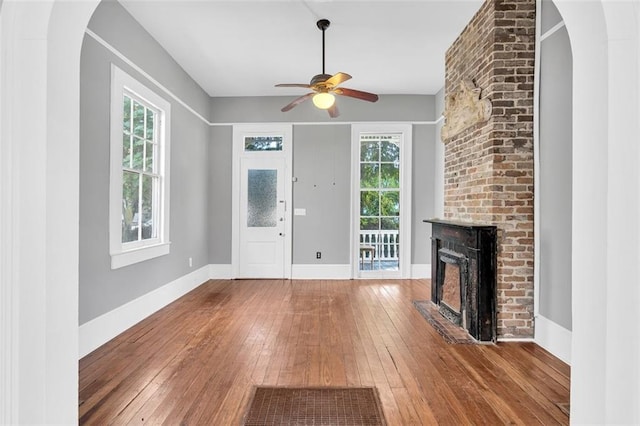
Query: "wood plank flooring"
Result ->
[[79, 279, 570, 425]]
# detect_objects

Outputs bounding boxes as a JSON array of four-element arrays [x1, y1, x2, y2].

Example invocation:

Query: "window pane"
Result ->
[[360, 217, 379, 231], [122, 171, 140, 243], [247, 169, 277, 227], [380, 163, 400, 188], [381, 217, 400, 231], [360, 191, 380, 216], [245, 136, 283, 151], [146, 111, 154, 139], [132, 137, 144, 170], [360, 164, 379, 189], [141, 174, 155, 240], [381, 139, 400, 162], [145, 142, 154, 172], [123, 95, 131, 133], [360, 140, 379, 162], [122, 133, 132, 168], [133, 101, 145, 137], [380, 191, 400, 216]]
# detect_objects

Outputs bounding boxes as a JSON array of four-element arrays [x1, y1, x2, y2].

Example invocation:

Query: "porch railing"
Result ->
[[359, 230, 400, 261]]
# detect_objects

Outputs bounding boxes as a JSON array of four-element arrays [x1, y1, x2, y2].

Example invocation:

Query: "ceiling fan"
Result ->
[[275, 19, 379, 118]]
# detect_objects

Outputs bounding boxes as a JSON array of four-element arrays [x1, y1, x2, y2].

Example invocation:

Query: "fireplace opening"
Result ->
[[438, 249, 467, 328]]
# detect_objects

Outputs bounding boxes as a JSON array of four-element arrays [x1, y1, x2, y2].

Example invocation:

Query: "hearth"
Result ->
[[425, 219, 497, 342]]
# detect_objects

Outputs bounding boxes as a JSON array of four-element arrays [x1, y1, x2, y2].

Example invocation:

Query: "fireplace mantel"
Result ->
[[424, 219, 497, 342]]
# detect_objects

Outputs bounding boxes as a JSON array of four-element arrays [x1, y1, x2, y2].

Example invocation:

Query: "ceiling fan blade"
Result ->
[[275, 83, 312, 88], [324, 72, 352, 88], [281, 92, 314, 112], [328, 104, 340, 118], [334, 87, 379, 103]]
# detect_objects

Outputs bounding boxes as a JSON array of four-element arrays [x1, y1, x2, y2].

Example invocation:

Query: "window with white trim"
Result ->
[[109, 65, 171, 269]]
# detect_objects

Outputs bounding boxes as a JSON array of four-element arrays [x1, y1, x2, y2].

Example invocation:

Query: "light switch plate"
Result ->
[[294, 208, 306, 216]]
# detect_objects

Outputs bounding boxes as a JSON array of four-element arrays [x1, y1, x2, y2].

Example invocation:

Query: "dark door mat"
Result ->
[[244, 386, 387, 425], [413, 300, 477, 344]]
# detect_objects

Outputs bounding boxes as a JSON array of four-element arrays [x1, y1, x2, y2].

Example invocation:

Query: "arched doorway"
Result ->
[[551, 1, 640, 423], [0, 1, 99, 422]]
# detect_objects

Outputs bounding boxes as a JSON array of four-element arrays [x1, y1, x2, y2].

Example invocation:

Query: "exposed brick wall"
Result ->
[[443, 0, 536, 338]]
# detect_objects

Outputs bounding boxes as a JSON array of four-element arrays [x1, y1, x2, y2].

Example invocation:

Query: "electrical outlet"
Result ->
[[316, 252, 321, 259], [189, 257, 193, 267]]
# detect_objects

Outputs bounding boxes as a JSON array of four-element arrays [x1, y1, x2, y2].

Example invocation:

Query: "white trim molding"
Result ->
[[540, 21, 566, 42], [0, 5, 19, 421], [79, 265, 210, 358], [209, 264, 233, 279], [411, 264, 431, 279], [534, 314, 572, 365]]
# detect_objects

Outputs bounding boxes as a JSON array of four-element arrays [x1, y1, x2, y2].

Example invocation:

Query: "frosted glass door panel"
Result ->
[[239, 157, 286, 278], [247, 169, 277, 228]]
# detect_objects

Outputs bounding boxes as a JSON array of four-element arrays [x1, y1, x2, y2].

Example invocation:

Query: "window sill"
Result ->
[[110, 242, 171, 269]]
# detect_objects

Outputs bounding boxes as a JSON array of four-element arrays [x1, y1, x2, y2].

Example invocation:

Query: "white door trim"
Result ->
[[350, 123, 413, 279], [232, 124, 293, 279]]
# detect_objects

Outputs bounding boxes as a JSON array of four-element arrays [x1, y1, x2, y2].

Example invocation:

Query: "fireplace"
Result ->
[[425, 219, 497, 342]]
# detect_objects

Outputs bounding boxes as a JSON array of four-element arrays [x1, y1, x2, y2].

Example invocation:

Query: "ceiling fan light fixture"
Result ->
[[312, 92, 335, 109]]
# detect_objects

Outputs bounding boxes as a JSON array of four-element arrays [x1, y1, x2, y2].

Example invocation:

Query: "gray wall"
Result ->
[[412, 124, 437, 263], [434, 87, 446, 218], [208, 126, 233, 264], [292, 125, 352, 264], [538, 0, 573, 330], [211, 95, 435, 124], [209, 95, 437, 266], [79, 1, 211, 324]]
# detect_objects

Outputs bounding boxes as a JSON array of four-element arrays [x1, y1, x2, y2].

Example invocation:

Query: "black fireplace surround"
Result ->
[[425, 219, 497, 342]]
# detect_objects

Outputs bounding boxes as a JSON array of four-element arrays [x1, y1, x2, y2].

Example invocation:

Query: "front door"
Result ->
[[232, 124, 292, 279], [238, 157, 286, 278]]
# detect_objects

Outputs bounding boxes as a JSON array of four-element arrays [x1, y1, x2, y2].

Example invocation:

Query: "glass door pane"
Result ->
[[359, 134, 401, 272]]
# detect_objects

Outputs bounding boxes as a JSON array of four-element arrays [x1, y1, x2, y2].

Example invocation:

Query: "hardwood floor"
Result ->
[[79, 279, 570, 425]]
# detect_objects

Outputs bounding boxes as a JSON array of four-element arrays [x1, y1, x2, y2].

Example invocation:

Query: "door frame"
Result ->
[[351, 123, 413, 279], [232, 124, 293, 279]]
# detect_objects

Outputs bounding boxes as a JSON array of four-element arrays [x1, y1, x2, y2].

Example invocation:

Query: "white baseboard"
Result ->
[[534, 314, 572, 365], [209, 264, 232, 279], [411, 264, 431, 278], [78, 265, 210, 359], [291, 264, 352, 280], [497, 337, 535, 342]]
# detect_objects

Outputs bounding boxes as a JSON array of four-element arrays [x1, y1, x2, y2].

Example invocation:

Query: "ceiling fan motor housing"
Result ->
[[310, 73, 333, 87]]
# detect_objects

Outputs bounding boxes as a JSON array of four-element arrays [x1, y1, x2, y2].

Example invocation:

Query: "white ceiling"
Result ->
[[119, 0, 482, 97]]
